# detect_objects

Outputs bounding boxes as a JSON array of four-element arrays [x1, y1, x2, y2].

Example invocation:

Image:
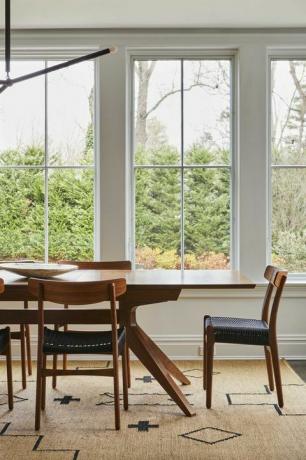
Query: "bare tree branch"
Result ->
[[146, 82, 218, 118]]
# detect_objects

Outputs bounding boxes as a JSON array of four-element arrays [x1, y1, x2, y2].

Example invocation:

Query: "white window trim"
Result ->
[[267, 49, 306, 281], [0, 49, 99, 261], [2, 30, 306, 283], [128, 49, 238, 270]]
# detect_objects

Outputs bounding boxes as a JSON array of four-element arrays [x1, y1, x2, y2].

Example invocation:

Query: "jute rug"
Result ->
[[0, 359, 305, 459]]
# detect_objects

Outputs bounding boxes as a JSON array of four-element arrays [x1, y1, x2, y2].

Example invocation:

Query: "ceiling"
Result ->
[[0, 0, 306, 29]]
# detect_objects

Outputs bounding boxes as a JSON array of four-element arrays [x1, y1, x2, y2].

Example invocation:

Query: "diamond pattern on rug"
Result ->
[[135, 375, 155, 383], [96, 391, 193, 406], [183, 368, 221, 379], [0, 393, 28, 406], [54, 395, 80, 405], [226, 385, 276, 406], [128, 421, 159, 432], [274, 405, 306, 416], [0, 422, 80, 459], [180, 427, 242, 445]]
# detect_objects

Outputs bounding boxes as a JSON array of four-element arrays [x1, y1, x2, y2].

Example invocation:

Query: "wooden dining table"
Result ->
[[0, 268, 255, 417]]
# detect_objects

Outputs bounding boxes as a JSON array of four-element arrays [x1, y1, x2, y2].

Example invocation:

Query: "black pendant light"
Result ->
[[0, 0, 116, 94]]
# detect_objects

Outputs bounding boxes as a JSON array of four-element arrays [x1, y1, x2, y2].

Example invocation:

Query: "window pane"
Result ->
[[135, 168, 181, 269], [184, 60, 231, 165], [0, 168, 44, 260], [272, 60, 306, 165], [272, 168, 306, 272], [48, 168, 94, 261], [184, 168, 230, 269], [0, 61, 45, 166], [47, 61, 94, 166], [134, 60, 181, 166]]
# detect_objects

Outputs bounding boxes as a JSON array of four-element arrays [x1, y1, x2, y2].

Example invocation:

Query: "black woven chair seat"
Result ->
[[43, 327, 126, 355], [0, 327, 9, 353], [205, 316, 269, 345]]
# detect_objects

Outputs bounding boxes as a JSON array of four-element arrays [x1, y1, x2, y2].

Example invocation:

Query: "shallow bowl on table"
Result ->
[[0, 263, 78, 279]]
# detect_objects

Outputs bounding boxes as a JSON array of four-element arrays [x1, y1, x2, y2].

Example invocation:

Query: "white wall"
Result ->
[[1, 29, 306, 359], [1, 0, 306, 28]]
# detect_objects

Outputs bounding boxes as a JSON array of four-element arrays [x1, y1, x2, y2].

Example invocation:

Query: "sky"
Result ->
[[0, 57, 303, 166], [134, 59, 231, 156], [0, 60, 93, 165]]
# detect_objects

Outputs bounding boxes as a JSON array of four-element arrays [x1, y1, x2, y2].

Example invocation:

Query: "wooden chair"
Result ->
[[0, 279, 13, 410], [10, 301, 32, 389], [28, 277, 129, 431], [203, 265, 287, 409], [52, 260, 132, 389], [1, 261, 32, 388]]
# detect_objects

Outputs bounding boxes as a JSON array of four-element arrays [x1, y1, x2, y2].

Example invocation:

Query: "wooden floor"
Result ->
[[289, 360, 306, 382]]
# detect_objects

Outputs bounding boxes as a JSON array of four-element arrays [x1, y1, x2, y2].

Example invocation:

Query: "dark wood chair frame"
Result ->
[[0, 278, 13, 410], [1, 261, 33, 388], [28, 277, 129, 431], [52, 260, 132, 390], [203, 265, 288, 409], [10, 300, 32, 388]]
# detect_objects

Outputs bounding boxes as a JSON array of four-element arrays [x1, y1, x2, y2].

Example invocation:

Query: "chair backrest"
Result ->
[[0, 278, 4, 294], [28, 278, 127, 344], [60, 260, 132, 270], [28, 278, 126, 306], [261, 265, 287, 332]]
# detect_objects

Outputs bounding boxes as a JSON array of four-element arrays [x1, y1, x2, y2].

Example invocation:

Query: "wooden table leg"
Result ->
[[127, 325, 195, 417], [136, 325, 190, 385]]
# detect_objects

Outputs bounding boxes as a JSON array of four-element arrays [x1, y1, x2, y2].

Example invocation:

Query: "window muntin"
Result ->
[[271, 59, 306, 272], [133, 58, 232, 270], [0, 59, 95, 261]]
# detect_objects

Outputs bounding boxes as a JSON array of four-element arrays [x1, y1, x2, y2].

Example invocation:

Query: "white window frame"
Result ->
[[0, 49, 99, 261], [128, 49, 238, 270], [268, 49, 306, 281]]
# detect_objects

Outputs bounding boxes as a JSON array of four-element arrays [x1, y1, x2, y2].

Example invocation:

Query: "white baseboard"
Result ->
[[5, 333, 306, 361]]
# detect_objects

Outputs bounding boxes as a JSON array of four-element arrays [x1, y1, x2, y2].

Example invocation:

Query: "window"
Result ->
[[132, 58, 233, 269], [271, 59, 306, 273], [0, 59, 95, 261]]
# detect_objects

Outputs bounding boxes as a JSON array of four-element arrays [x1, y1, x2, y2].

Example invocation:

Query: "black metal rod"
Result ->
[[5, 0, 11, 76], [0, 85, 8, 94], [10, 47, 113, 85]]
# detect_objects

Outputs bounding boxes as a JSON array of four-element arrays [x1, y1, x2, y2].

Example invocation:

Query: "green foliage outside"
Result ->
[[135, 145, 230, 269], [272, 167, 306, 272], [0, 127, 94, 261]]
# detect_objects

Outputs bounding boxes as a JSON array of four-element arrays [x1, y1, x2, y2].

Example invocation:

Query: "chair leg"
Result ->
[[270, 339, 284, 407], [62, 324, 68, 370], [126, 345, 131, 388], [24, 301, 32, 376], [41, 354, 47, 410], [203, 333, 207, 390], [35, 351, 43, 431], [6, 341, 14, 411], [264, 346, 274, 391], [122, 345, 129, 411], [52, 325, 59, 389], [25, 325, 32, 376], [203, 319, 208, 390], [63, 304, 68, 370], [206, 329, 215, 409], [20, 324, 27, 389], [113, 356, 120, 430]]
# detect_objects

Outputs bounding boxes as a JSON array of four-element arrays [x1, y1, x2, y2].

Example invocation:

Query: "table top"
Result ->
[[0, 268, 255, 289]]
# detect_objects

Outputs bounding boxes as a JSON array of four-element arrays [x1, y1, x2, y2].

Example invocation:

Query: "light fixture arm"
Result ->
[[0, 0, 116, 94], [5, 0, 10, 77]]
